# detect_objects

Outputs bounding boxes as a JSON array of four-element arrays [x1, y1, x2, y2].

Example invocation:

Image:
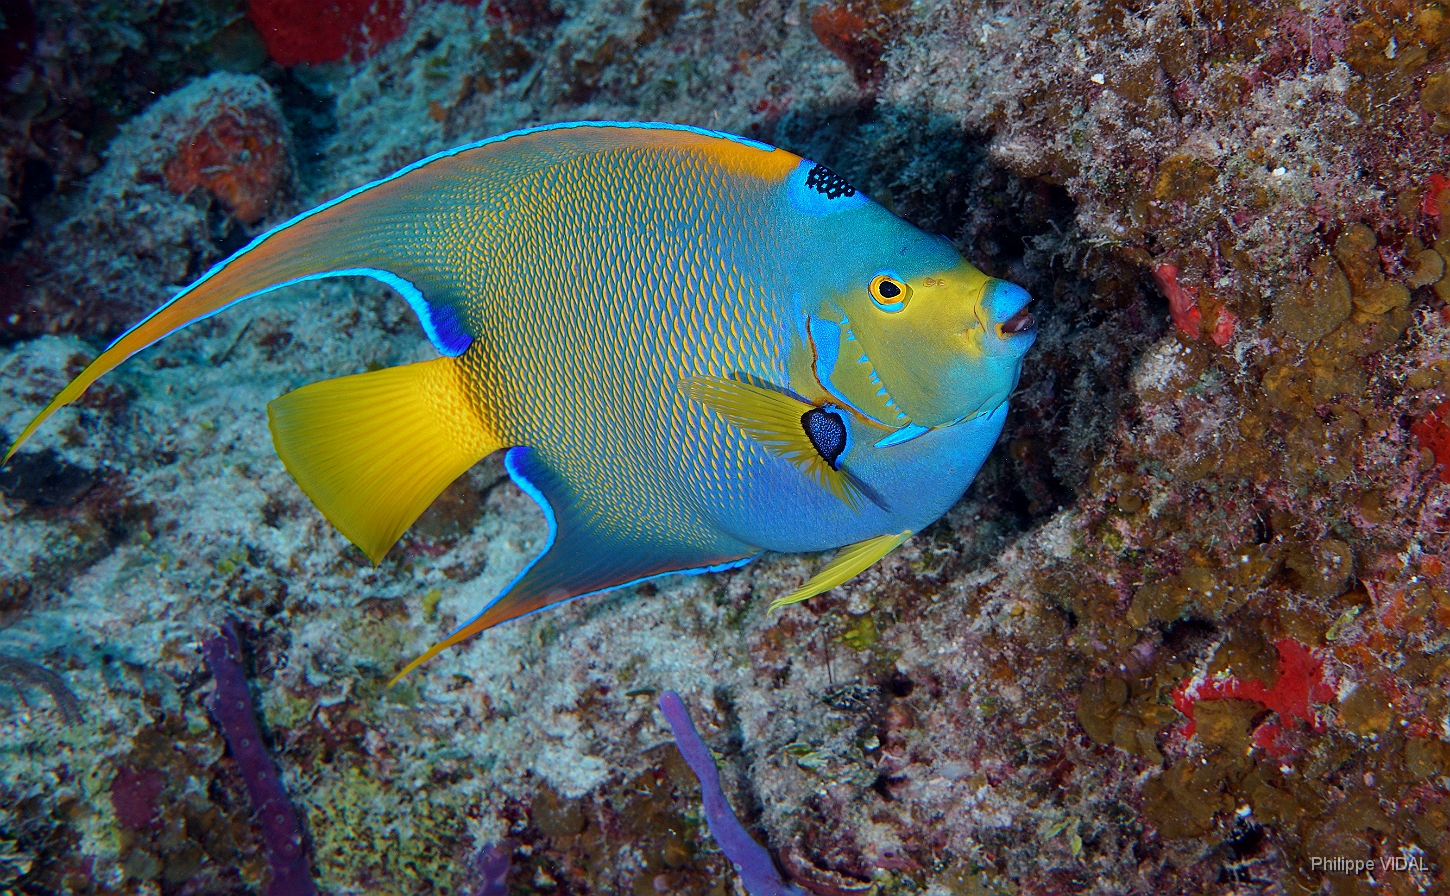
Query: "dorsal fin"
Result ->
[[4, 122, 797, 464]]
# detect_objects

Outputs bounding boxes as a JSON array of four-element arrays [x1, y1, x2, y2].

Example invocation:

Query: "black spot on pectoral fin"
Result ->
[[801, 406, 848, 470]]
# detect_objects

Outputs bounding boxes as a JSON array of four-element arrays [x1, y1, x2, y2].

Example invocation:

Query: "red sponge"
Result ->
[[248, 0, 411, 66]]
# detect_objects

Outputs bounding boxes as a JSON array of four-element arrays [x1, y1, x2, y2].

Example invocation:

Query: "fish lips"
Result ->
[[984, 281, 1036, 344]]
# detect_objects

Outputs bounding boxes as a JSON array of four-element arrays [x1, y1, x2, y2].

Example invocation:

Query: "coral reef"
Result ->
[[161, 81, 291, 225], [5, 71, 293, 343], [0, 0, 1447, 894], [0, 0, 252, 249]]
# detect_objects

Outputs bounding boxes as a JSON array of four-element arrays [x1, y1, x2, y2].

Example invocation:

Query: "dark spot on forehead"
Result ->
[[802, 407, 848, 469], [805, 164, 857, 201]]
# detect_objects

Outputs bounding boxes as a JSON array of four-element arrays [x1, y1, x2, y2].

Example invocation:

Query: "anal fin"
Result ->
[[770, 530, 912, 610], [267, 356, 498, 564], [387, 447, 757, 685]]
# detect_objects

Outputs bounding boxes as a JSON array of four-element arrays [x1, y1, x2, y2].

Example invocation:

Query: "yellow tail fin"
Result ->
[[267, 356, 499, 564]]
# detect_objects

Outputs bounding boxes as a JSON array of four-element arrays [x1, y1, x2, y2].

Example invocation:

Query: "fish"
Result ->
[[4, 121, 1036, 681]]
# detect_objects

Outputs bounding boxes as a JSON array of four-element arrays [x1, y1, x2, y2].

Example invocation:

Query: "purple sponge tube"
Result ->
[[659, 691, 806, 896], [467, 840, 514, 895], [203, 622, 317, 896]]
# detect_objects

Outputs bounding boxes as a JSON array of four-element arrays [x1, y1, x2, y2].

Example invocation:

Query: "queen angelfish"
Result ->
[[5, 122, 1037, 681]]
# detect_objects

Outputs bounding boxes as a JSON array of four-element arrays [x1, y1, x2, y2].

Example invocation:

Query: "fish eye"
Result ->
[[868, 275, 910, 312]]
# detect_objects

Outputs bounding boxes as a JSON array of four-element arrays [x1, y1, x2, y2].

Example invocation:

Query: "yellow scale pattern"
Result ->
[[393, 132, 802, 559]]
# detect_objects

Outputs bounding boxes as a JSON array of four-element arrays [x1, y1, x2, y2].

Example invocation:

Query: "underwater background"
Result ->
[[0, 0, 1448, 894]]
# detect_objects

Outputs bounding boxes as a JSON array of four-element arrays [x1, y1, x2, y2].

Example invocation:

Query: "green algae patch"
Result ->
[[1422, 69, 1450, 132], [1210, 628, 1279, 685], [1127, 548, 1274, 628], [1076, 673, 1176, 762], [1076, 677, 1127, 745], [304, 765, 471, 893], [1151, 154, 1219, 205], [1192, 698, 1258, 753], [1404, 737, 1449, 777], [1285, 538, 1354, 601], [840, 614, 879, 651], [259, 685, 316, 730]]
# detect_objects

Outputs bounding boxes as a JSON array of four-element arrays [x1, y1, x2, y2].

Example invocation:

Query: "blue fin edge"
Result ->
[[873, 422, 930, 448], [109, 268, 470, 358], [111, 121, 781, 358], [441, 447, 759, 638]]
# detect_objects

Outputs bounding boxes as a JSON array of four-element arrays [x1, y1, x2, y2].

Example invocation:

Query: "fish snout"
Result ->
[[984, 280, 1036, 343]]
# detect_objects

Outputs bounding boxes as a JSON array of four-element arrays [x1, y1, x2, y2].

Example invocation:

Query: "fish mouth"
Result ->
[[998, 307, 1036, 336], [984, 280, 1035, 341]]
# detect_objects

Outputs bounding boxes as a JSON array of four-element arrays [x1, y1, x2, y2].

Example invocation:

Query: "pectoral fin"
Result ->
[[267, 356, 498, 564], [681, 375, 880, 512], [388, 447, 758, 685], [770, 530, 912, 610]]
